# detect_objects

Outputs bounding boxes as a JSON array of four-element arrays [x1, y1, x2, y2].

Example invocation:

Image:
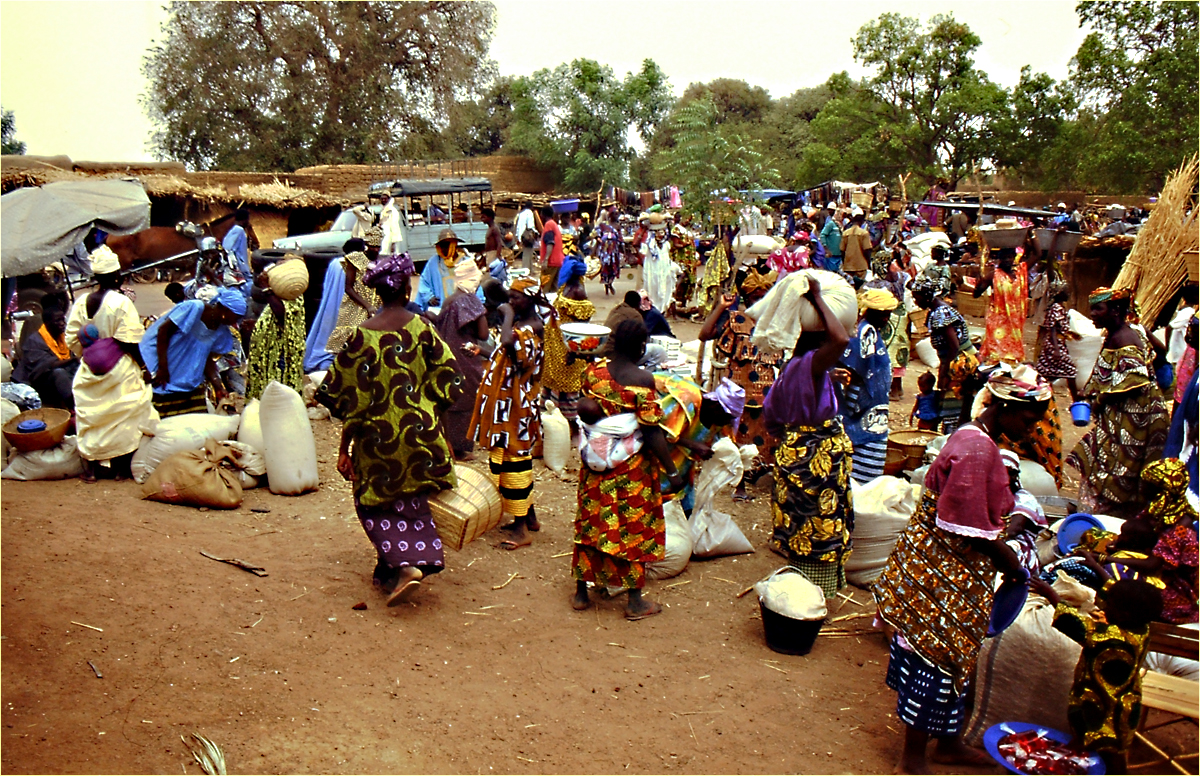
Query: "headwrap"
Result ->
[[1087, 286, 1133, 306], [1141, 459, 1197, 528], [78, 323, 101, 348], [363, 226, 383, 249], [362, 252, 415, 292], [211, 287, 247, 317], [739, 267, 777, 297], [557, 256, 588, 286], [858, 288, 899, 314], [703, 378, 746, 430], [454, 258, 483, 294], [562, 233, 579, 256], [510, 276, 540, 296], [870, 251, 892, 279], [90, 245, 121, 275], [911, 273, 950, 300], [985, 363, 1052, 402]]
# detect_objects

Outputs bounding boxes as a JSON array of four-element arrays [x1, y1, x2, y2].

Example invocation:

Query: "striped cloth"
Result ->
[[850, 438, 888, 484], [488, 449, 534, 517]]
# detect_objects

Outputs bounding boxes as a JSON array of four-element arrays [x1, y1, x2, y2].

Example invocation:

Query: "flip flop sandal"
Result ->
[[386, 578, 421, 606], [625, 603, 663, 621], [732, 493, 755, 503]]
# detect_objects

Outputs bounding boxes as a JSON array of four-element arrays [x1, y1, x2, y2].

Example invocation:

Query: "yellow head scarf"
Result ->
[[858, 288, 899, 314]]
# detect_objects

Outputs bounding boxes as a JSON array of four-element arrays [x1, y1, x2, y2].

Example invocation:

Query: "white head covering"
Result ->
[[90, 245, 121, 275]]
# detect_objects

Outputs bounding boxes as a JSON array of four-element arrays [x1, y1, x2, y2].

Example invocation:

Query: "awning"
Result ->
[[1, 179, 150, 277], [914, 200, 1063, 220]]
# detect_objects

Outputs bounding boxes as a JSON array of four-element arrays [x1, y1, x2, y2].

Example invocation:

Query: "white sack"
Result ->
[[690, 437, 754, 557], [259, 381, 319, 495], [1145, 623, 1200, 681], [0, 356, 10, 382], [913, 338, 940, 369], [904, 232, 952, 262], [130, 413, 240, 484], [845, 477, 919, 587], [647, 500, 692, 580], [1, 397, 20, 465], [237, 399, 265, 454], [1018, 459, 1059, 498], [541, 401, 571, 477], [1066, 309, 1104, 394], [756, 567, 828, 620], [2, 436, 84, 480], [746, 270, 858, 354], [732, 234, 784, 258]]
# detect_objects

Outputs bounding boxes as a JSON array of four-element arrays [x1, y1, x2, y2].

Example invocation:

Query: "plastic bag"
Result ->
[[541, 401, 571, 477], [746, 270, 858, 353], [1, 435, 84, 480], [690, 437, 754, 557], [756, 566, 827, 620], [647, 500, 692, 580], [141, 439, 244, 509], [1066, 309, 1104, 394], [130, 412, 240, 484], [1, 397, 19, 465], [237, 399, 265, 453], [259, 381, 319, 495]]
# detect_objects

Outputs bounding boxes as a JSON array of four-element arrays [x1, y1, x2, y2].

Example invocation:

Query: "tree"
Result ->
[[141, 1, 497, 171], [1069, 0, 1198, 192], [654, 97, 780, 222], [506, 58, 672, 191], [439, 77, 515, 158], [989, 67, 1077, 189], [1, 107, 25, 155]]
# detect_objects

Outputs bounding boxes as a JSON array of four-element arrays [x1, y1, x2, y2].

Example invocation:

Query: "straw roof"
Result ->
[[1112, 153, 1199, 325]]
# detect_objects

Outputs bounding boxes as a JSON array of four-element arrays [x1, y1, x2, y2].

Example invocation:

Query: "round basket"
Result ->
[[267, 260, 309, 301], [888, 429, 939, 460], [3, 408, 71, 453], [430, 465, 503, 551], [883, 447, 907, 477]]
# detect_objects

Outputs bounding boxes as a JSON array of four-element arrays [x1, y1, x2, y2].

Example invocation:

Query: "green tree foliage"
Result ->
[[654, 97, 780, 222], [989, 67, 1077, 190], [1069, 0, 1198, 192], [439, 77, 515, 158], [1, 108, 26, 155], [142, 1, 496, 171], [507, 58, 672, 191]]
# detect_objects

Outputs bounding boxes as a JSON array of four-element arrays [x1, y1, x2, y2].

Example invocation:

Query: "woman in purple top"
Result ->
[[763, 278, 852, 597]]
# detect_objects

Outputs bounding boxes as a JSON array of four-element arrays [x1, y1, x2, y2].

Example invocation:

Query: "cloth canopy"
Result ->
[[1, 179, 150, 277]]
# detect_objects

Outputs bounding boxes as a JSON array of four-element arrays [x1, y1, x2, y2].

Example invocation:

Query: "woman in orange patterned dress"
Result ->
[[571, 318, 684, 620], [974, 248, 1028, 365]]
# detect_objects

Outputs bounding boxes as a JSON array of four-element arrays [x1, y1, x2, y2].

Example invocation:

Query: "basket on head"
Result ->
[[267, 259, 309, 301], [431, 465, 503, 551], [3, 408, 71, 453]]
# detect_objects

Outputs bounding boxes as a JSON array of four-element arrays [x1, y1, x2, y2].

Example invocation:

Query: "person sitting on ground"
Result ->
[[140, 288, 246, 417], [12, 291, 79, 410], [571, 318, 684, 620], [639, 290, 674, 338], [1029, 574, 1163, 774]]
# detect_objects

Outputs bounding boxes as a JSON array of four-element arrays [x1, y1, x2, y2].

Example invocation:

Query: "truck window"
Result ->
[[331, 210, 358, 232]]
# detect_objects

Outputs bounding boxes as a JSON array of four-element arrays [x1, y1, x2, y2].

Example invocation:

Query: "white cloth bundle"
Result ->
[[746, 269, 858, 353]]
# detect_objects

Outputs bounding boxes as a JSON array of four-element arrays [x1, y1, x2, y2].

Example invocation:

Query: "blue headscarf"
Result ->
[[212, 287, 247, 317], [557, 256, 588, 286]]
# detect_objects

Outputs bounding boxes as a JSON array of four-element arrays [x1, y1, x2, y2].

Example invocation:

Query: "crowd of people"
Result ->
[[3, 193, 1197, 774]]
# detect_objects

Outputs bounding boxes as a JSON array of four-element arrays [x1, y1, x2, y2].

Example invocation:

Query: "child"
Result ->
[[1029, 574, 1163, 773], [1000, 450, 1048, 575], [1035, 281, 1080, 402], [909, 371, 940, 430]]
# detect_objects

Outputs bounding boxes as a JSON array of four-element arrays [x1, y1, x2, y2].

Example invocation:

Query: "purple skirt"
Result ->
[[356, 495, 445, 574]]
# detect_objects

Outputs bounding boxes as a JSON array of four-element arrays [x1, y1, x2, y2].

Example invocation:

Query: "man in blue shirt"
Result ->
[[820, 203, 843, 272], [222, 209, 253, 293]]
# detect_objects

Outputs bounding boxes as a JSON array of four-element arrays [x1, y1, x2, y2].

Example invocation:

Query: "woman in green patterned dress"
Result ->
[[246, 257, 306, 399], [317, 253, 463, 606]]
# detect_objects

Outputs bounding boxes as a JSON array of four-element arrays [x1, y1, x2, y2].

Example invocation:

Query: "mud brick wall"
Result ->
[[297, 155, 558, 198]]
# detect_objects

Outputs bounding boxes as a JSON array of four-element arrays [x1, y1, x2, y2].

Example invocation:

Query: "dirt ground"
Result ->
[[0, 269, 1163, 776]]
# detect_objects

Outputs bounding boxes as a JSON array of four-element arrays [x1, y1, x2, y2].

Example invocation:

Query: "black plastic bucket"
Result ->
[[760, 601, 824, 655]]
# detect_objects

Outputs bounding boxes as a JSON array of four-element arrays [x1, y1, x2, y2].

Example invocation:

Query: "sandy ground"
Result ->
[[0, 268, 1182, 775]]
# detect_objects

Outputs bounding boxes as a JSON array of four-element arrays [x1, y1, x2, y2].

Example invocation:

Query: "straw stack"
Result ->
[[1112, 153, 1199, 326]]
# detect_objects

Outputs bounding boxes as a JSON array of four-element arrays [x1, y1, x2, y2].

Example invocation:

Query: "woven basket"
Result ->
[[431, 465, 503, 551], [888, 429, 939, 460], [3, 408, 71, 453], [1185, 250, 1200, 284], [955, 289, 988, 318], [267, 259, 309, 301], [851, 191, 872, 208]]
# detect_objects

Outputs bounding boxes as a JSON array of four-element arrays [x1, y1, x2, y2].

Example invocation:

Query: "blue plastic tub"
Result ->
[[1069, 401, 1091, 426], [1057, 512, 1106, 554]]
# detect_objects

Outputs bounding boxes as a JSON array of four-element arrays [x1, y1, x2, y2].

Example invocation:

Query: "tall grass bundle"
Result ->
[[1113, 153, 1199, 325]]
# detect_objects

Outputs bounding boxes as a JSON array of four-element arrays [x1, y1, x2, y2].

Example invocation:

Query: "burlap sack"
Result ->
[[142, 439, 244, 509]]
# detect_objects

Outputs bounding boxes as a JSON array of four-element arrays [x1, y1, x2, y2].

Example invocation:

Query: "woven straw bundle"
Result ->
[[267, 259, 309, 300], [431, 465, 503, 551]]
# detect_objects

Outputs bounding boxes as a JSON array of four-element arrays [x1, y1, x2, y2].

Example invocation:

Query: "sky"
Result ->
[[0, 0, 1091, 163]]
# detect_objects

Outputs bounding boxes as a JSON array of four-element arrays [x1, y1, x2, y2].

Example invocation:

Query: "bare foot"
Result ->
[[929, 740, 991, 767], [498, 523, 532, 550], [625, 601, 662, 621]]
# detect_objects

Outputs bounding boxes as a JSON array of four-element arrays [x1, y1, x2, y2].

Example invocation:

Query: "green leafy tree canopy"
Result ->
[[1, 107, 26, 155]]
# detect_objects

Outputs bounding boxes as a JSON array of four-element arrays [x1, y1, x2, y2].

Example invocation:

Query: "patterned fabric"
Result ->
[[698, 242, 731, 316], [939, 349, 980, 435], [542, 295, 595, 393], [1035, 302, 1077, 381], [356, 496, 444, 573], [1143, 459, 1197, 529], [316, 320, 461, 506], [594, 223, 623, 287], [433, 291, 488, 456], [979, 263, 1027, 364], [769, 418, 854, 598], [673, 241, 700, 308], [1176, 345, 1197, 405], [1153, 523, 1198, 624], [655, 374, 725, 499], [572, 362, 667, 591], [872, 488, 997, 694], [247, 296, 305, 400], [469, 323, 543, 456], [152, 386, 206, 418], [839, 319, 892, 484], [489, 449, 534, 518], [1053, 595, 1151, 754], [986, 390, 1064, 490], [882, 308, 910, 377], [327, 252, 379, 353], [886, 637, 968, 736], [925, 304, 969, 355], [1067, 339, 1170, 518], [713, 308, 781, 406]]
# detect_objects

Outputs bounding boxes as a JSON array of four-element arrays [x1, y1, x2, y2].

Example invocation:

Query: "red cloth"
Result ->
[[541, 219, 564, 268], [924, 426, 1013, 540]]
